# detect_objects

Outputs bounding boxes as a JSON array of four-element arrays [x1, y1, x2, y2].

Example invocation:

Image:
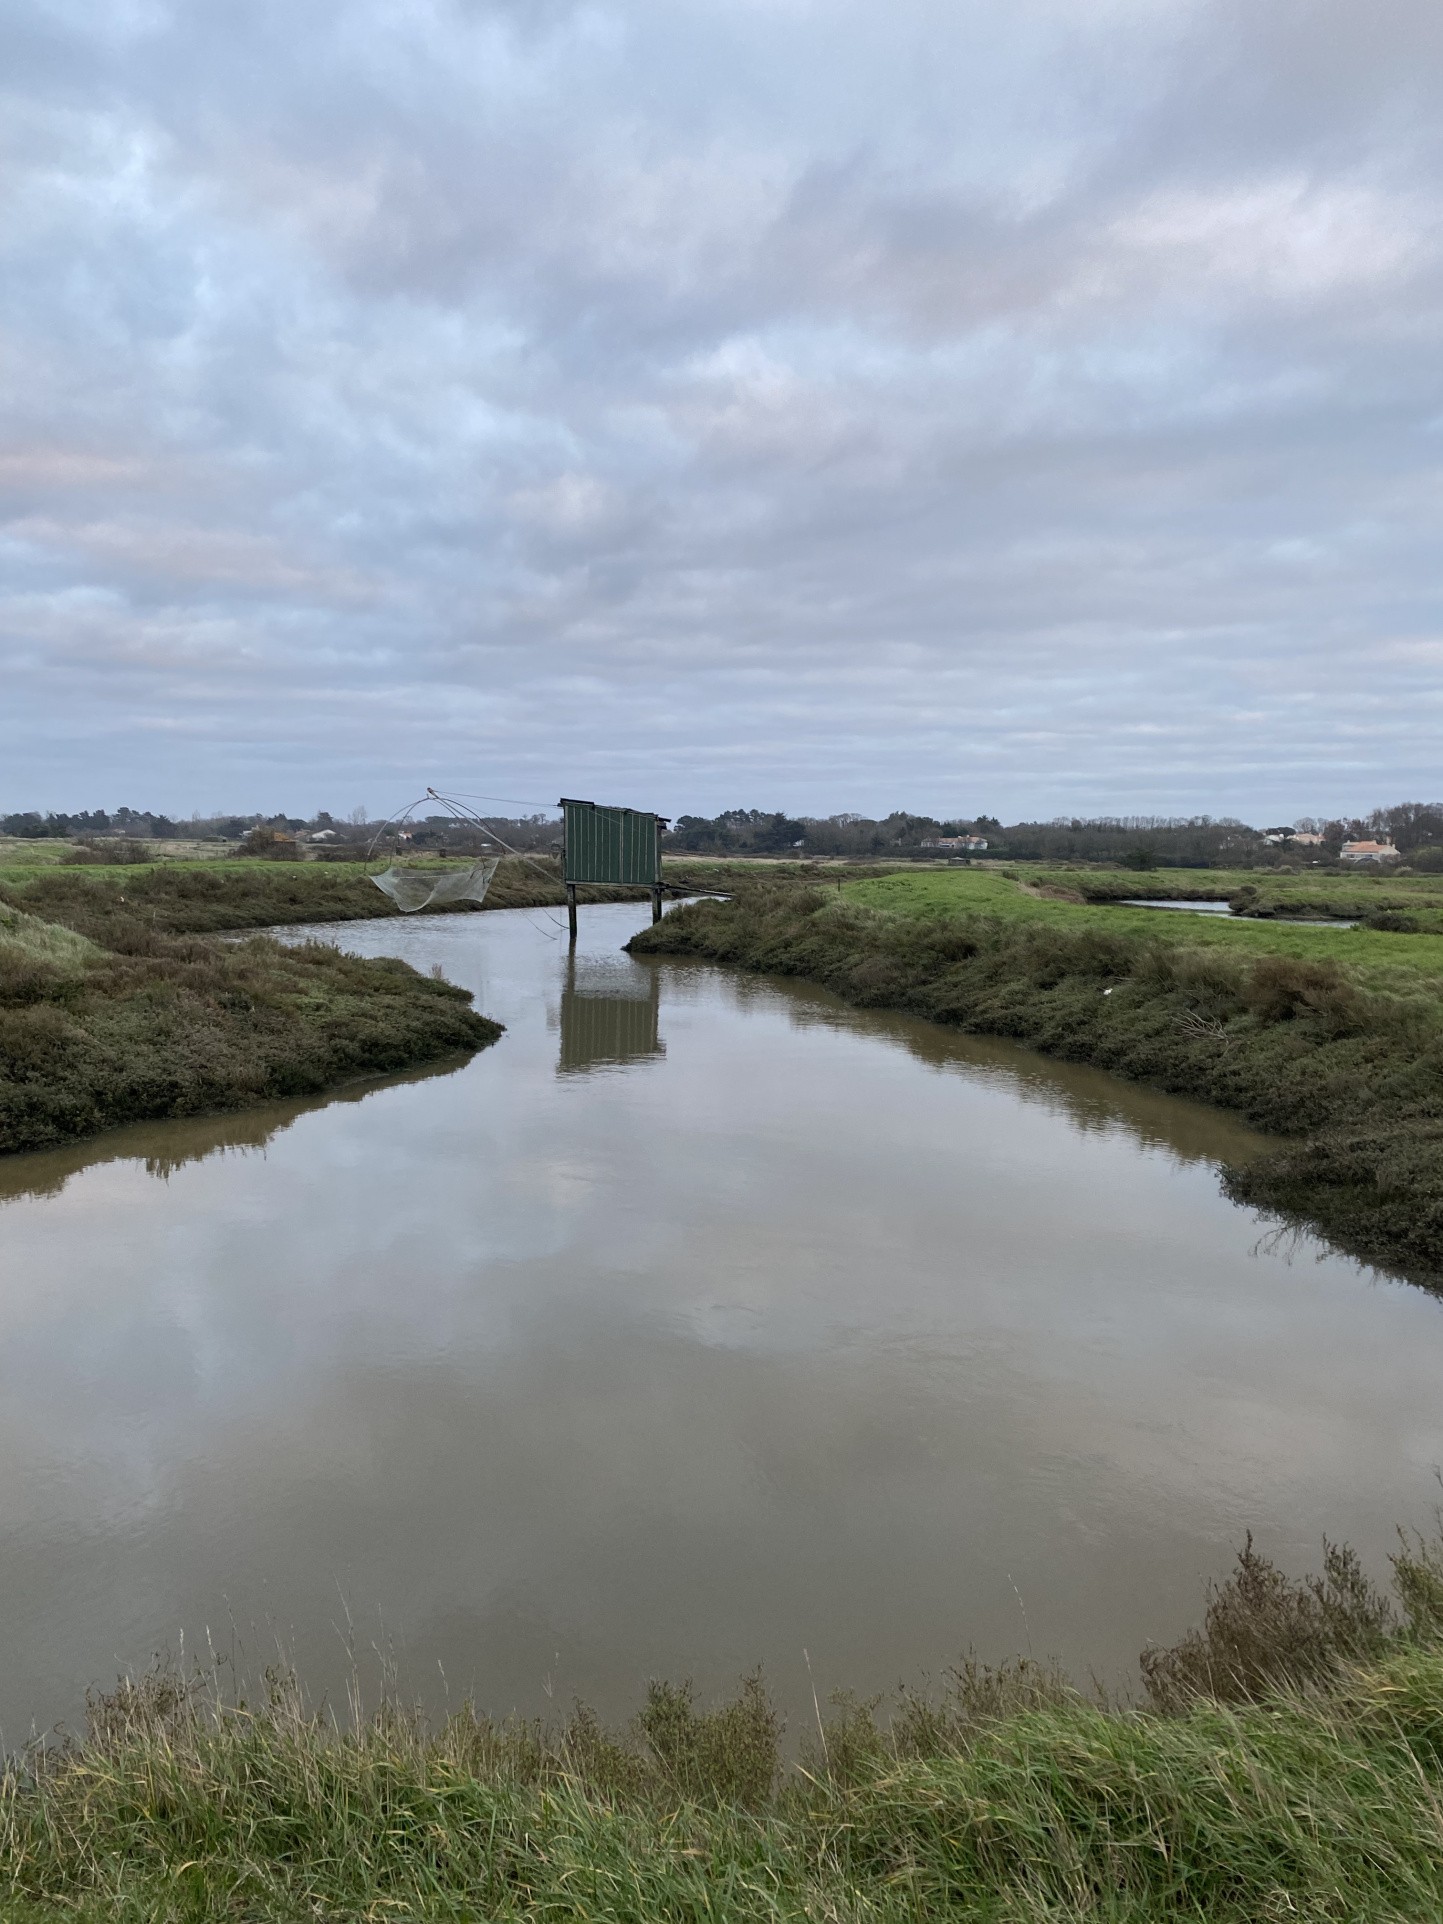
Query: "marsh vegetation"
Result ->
[[5, 1528, 1443, 1921], [0, 885, 500, 1155]]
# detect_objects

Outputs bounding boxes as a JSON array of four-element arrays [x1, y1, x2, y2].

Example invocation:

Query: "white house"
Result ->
[[1340, 840, 1401, 864]]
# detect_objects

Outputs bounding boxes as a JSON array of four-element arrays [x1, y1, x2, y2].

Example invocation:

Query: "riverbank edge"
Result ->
[[0, 904, 504, 1156], [0, 855, 663, 938], [5, 1530, 1443, 1921], [627, 888, 1443, 1286], [0, 858, 736, 1158]]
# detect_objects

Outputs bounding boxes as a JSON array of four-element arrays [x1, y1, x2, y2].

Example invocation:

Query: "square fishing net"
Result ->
[[369, 859, 500, 913]]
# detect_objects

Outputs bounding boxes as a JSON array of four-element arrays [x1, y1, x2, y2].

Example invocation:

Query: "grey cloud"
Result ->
[[1, 0, 1440, 815]]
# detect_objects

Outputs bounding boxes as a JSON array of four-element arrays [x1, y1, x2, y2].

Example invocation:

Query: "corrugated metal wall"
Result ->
[[558, 975, 663, 1075], [560, 799, 662, 885]]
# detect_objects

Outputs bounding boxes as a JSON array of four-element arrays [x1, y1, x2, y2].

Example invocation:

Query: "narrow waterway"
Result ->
[[1, 902, 1440, 1741]]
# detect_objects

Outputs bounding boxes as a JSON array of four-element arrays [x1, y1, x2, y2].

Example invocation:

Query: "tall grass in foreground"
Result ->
[[5, 1531, 1443, 1920]]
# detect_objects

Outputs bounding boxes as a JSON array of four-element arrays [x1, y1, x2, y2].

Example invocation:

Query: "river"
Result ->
[[1, 901, 1440, 1741]]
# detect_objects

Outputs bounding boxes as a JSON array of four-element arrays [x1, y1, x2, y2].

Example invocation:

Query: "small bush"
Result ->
[[1242, 954, 1366, 1032], [633, 1672, 780, 1808], [1141, 1535, 1395, 1711], [1393, 1520, 1443, 1638], [237, 826, 301, 860], [60, 838, 152, 865]]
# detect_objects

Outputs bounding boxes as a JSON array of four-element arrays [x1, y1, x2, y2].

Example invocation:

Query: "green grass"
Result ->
[[845, 868, 1443, 983], [0, 838, 91, 869], [630, 880, 1443, 1282], [0, 903, 101, 972], [0, 854, 641, 939], [1030, 863, 1443, 912], [0, 897, 502, 1155], [4, 1531, 1443, 1921]]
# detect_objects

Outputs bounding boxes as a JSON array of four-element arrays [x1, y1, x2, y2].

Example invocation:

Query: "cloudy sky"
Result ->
[[2, 0, 1440, 822]]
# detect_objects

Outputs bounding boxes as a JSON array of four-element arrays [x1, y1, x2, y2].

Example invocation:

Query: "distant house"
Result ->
[[307, 828, 338, 843], [1340, 840, 1401, 864], [921, 835, 989, 853], [1291, 832, 1325, 847]]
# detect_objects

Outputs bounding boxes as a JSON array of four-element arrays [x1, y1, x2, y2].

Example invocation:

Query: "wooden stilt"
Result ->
[[566, 883, 578, 944], [651, 886, 662, 924]]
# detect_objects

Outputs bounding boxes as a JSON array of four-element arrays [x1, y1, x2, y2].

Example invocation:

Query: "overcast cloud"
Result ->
[[2, 0, 1441, 820]]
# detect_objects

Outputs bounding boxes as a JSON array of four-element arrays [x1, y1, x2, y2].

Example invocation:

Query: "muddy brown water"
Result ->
[[1, 902, 1441, 1742]]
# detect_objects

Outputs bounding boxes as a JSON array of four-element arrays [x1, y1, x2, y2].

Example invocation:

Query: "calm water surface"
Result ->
[[1122, 898, 1357, 928], [1, 903, 1440, 1739]]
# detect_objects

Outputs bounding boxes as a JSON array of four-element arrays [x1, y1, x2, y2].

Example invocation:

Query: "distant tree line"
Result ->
[[7, 801, 1443, 869], [663, 803, 1443, 868], [1, 807, 191, 840], [665, 809, 1004, 856], [0, 806, 563, 856]]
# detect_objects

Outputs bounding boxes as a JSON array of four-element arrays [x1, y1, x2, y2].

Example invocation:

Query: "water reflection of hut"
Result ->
[[557, 956, 664, 1076]]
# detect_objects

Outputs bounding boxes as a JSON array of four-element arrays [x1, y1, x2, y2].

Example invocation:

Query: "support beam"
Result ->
[[651, 886, 662, 925], [566, 883, 578, 944]]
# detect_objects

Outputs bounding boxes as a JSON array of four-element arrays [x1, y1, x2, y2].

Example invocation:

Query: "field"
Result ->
[[631, 870, 1443, 1284], [0, 851, 774, 939], [0, 853, 616, 936], [3, 1529, 1443, 1921], [845, 867, 1443, 980]]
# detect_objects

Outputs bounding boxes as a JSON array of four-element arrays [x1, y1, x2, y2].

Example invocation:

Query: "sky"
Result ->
[[2, 0, 1441, 824]]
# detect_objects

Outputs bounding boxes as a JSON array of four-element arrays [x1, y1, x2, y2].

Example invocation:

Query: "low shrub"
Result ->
[[634, 1672, 780, 1809], [1140, 1536, 1395, 1710], [59, 838, 153, 865], [1242, 953, 1368, 1034], [0, 854, 653, 940], [237, 826, 302, 859], [0, 918, 502, 1154]]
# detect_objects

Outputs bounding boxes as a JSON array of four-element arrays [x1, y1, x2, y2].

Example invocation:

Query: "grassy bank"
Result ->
[[0, 897, 500, 1156], [0, 854, 638, 939], [845, 867, 1443, 978], [4, 1530, 1443, 1920], [0, 854, 907, 943], [1024, 864, 1443, 928], [629, 881, 1443, 1282], [0, 852, 776, 1157]]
